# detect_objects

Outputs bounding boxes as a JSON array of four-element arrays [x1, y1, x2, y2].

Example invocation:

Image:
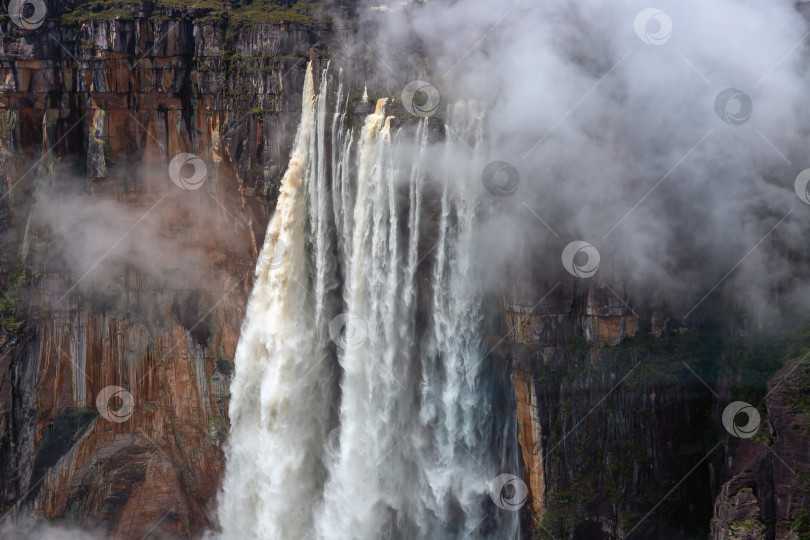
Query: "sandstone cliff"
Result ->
[[0, 1, 335, 536], [0, 2, 808, 539]]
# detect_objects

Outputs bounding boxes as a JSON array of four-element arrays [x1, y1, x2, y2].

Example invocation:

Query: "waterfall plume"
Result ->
[[219, 63, 520, 540]]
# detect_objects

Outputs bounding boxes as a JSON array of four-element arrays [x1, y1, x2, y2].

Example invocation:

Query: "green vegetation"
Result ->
[[154, 0, 223, 8], [60, 0, 329, 97], [250, 107, 280, 120], [148, 0, 226, 22], [60, 0, 328, 29], [230, 1, 329, 27], [0, 264, 34, 333], [786, 361, 810, 419], [60, 0, 139, 25], [564, 335, 589, 359], [730, 518, 766, 535], [536, 321, 810, 539], [206, 417, 227, 445], [618, 329, 722, 385], [61, 0, 226, 25], [222, 1, 329, 71], [617, 324, 808, 400], [792, 509, 810, 540], [537, 491, 577, 537]]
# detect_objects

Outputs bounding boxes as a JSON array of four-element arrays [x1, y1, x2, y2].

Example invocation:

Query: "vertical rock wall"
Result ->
[[0, 2, 335, 536]]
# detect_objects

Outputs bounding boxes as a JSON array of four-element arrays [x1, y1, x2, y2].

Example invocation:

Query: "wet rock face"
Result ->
[[504, 261, 810, 540], [712, 362, 810, 540], [1, 3, 807, 540], [0, 2, 333, 537]]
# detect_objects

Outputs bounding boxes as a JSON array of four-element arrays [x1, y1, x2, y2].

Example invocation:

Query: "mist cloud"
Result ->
[[31, 162, 252, 301], [357, 0, 810, 319]]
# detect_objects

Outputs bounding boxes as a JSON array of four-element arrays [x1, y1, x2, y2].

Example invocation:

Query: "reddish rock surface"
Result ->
[[712, 361, 810, 540], [0, 3, 332, 536]]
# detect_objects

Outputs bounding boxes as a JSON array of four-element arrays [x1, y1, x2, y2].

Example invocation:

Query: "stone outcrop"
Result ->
[[712, 361, 810, 540], [0, 1, 336, 536], [504, 262, 810, 539]]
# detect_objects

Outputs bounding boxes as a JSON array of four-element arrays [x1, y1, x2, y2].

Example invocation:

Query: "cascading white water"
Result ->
[[219, 63, 520, 540], [218, 64, 334, 539]]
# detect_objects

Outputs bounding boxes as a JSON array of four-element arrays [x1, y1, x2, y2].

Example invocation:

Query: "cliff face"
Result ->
[[711, 360, 810, 540], [1, 2, 808, 540], [504, 264, 810, 539], [0, 1, 333, 536], [503, 278, 715, 539]]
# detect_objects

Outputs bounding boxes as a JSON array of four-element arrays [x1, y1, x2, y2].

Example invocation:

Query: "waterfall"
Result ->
[[219, 63, 520, 540], [219, 64, 333, 539]]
